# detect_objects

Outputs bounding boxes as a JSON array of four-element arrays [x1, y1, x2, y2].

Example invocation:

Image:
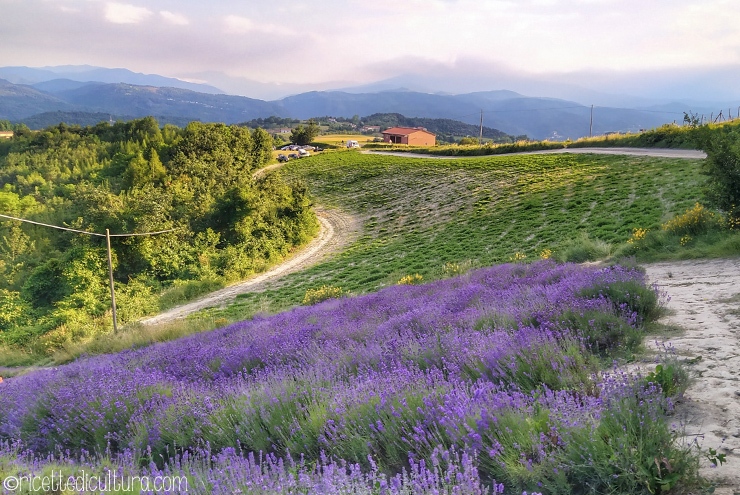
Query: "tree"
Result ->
[[702, 126, 740, 221], [290, 120, 320, 145], [250, 128, 273, 168]]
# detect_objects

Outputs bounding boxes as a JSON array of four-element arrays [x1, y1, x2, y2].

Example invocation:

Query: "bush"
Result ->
[[662, 203, 723, 236], [557, 233, 612, 263], [302, 285, 344, 305], [702, 126, 740, 221], [397, 273, 423, 285]]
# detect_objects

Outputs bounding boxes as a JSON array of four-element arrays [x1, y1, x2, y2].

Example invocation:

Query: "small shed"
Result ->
[[382, 127, 436, 146]]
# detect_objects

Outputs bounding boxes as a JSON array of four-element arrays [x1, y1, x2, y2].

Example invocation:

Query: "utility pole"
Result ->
[[0, 213, 173, 335], [589, 105, 594, 138], [106, 229, 118, 333], [479, 109, 484, 146]]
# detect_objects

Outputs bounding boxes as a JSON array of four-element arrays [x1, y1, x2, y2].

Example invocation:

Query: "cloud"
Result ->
[[104, 2, 152, 24], [222, 14, 294, 35], [160, 10, 189, 26]]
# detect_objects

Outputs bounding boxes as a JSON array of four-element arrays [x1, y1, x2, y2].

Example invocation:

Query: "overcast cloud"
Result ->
[[1, 0, 739, 100]]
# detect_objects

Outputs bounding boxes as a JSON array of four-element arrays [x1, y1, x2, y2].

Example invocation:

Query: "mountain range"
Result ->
[[1, 66, 737, 140]]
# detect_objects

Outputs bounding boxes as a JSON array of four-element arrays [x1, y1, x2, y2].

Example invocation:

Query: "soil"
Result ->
[[645, 258, 740, 493], [140, 207, 359, 325]]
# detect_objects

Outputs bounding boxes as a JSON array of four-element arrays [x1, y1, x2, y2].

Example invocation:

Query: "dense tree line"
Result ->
[[0, 118, 317, 350], [239, 116, 301, 128]]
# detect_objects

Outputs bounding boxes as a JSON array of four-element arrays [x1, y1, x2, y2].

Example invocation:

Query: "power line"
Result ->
[[0, 213, 176, 237], [0, 212, 176, 332]]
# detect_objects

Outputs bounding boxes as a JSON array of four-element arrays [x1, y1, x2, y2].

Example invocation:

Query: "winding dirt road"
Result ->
[[645, 259, 740, 493], [140, 207, 359, 325]]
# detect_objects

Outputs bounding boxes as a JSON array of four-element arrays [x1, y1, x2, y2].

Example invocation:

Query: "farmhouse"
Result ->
[[382, 127, 436, 146], [0, 131, 13, 140]]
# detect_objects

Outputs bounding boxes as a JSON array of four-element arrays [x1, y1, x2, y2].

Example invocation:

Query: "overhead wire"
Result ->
[[0, 213, 176, 237]]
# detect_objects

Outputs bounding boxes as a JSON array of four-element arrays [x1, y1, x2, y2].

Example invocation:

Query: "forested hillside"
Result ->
[[0, 118, 318, 352], [361, 113, 526, 142]]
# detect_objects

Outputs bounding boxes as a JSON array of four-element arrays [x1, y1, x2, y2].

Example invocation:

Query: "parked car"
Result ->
[[298, 149, 310, 157], [289, 153, 299, 160], [277, 154, 288, 162], [346, 140, 360, 148]]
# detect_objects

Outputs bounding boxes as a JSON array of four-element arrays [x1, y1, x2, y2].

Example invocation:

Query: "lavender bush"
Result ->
[[0, 261, 700, 494]]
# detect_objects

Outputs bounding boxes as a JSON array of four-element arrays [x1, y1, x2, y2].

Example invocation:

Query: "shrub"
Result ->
[[558, 233, 612, 262], [397, 274, 423, 285], [302, 285, 344, 305], [702, 126, 740, 218], [644, 361, 690, 399], [579, 279, 661, 322], [662, 203, 723, 236]]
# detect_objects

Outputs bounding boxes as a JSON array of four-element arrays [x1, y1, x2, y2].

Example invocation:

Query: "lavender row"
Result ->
[[2, 261, 692, 493]]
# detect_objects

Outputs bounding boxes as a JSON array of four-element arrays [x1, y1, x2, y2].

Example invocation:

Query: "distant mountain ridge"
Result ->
[[0, 65, 223, 94], [0, 67, 704, 139]]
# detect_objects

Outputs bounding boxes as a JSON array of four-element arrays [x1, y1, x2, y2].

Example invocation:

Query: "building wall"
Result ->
[[383, 130, 436, 146], [407, 131, 435, 146]]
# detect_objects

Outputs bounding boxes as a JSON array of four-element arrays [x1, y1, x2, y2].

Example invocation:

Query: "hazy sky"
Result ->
[[2, 0, 740, 99]]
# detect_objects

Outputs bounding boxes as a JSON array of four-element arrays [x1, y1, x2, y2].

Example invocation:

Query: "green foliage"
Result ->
[[563, 386, 699, 494], [662, 202, 723, 236], [0, 117, 318, 351], [644, 361, 689, 399], [458, 137, 479, 145], [560, 309, 642, 356], [556, 232, 612, 263], [302, 285, 345, 305], [0, 289, 30, 331], [579, 279, 661, 322], [701, 125, 740, 220], [290, 120, 320, 145]]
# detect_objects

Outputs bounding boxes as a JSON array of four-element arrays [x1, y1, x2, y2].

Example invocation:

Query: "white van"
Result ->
[[346, 140, 360, 148]]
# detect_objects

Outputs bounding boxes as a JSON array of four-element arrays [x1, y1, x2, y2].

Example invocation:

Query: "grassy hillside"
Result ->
[[211, 151, 707, 321]]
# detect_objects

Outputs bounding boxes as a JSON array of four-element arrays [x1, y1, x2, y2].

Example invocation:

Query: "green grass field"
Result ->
[[211, 151, 708, 321]]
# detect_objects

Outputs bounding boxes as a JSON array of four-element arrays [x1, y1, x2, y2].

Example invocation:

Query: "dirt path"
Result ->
[[366, 147, 707, 160], [140, 208, 359, 325], [645, 258, 740, 492]]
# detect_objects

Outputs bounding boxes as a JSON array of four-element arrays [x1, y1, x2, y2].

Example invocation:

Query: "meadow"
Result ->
[[213, 150, 708, 321], [0, 261, 700, 494]]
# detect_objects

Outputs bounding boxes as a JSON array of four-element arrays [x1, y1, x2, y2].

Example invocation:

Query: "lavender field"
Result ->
[[0, 261, 700, 494]]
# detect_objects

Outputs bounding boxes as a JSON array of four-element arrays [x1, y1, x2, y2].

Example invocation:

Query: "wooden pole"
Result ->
[[106, 229, 118, 333]]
